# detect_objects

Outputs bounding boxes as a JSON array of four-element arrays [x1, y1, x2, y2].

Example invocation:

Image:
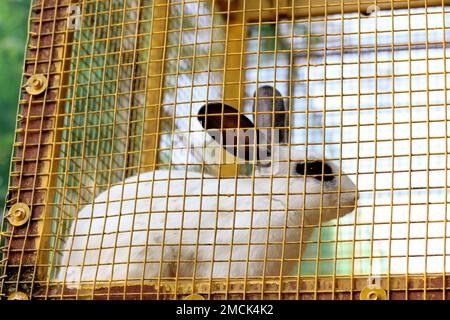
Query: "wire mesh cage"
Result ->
[[1, 0, 450, 300]]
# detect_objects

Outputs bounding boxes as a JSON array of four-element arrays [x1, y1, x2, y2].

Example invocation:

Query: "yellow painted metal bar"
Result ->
[[219, 18, 246, 177], [141, 0, 169, 171], [215, 0, 450, 22]]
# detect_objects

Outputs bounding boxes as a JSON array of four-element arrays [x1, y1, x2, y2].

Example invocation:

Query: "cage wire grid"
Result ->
[[0, 0, 450, 300]]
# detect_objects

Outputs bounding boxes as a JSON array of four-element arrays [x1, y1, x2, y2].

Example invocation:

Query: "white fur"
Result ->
[[55, 147, 357, 287]]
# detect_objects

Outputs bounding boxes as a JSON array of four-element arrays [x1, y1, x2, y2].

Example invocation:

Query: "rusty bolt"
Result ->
[[8, 292, 29, 300], [184, 294, 205, 300], [360, 285, 387, 300], [7, 203, 31, 227], [14, 208, 26, 220], [32, 78, 42, 89], [25, 74, 47, 95]]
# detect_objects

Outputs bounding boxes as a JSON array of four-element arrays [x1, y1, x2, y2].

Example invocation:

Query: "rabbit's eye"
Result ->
[[295, 161, 334, 182]]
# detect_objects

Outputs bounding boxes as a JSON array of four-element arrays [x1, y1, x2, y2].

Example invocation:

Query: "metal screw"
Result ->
[[184, 294, 205, 300], [360, 284, 387, 300], [32, 78, 42, 89], [25, 74, 47, 95], [14, 208, 26, 221], [8, 292, 29, 300], [7, 203, 31, 227]]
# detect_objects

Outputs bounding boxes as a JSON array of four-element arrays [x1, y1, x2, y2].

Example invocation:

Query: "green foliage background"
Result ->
[[0, 0, 29, 209]]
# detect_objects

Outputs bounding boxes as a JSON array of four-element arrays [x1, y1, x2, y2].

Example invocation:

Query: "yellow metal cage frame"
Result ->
[[1, 0, 450, 300]]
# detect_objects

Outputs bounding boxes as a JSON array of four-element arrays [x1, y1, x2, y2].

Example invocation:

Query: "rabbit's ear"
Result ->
[[253, 85, 289, 146], [197, 103, 263, 161]]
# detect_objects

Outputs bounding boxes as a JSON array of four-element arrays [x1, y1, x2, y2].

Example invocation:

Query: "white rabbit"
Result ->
[[54, 86, 358, 288]]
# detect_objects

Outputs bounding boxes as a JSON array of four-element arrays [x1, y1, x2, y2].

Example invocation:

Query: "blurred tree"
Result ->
[[0, 0, 29, 209]]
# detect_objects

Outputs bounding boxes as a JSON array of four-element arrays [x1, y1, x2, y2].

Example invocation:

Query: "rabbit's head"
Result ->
[[197, 86, 358, 222]]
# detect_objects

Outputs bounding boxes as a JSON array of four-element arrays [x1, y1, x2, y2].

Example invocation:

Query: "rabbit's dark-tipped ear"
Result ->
[[253, 85, 289, 146], [197, 103, 254, 130], [197, 103, 260, 161]]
